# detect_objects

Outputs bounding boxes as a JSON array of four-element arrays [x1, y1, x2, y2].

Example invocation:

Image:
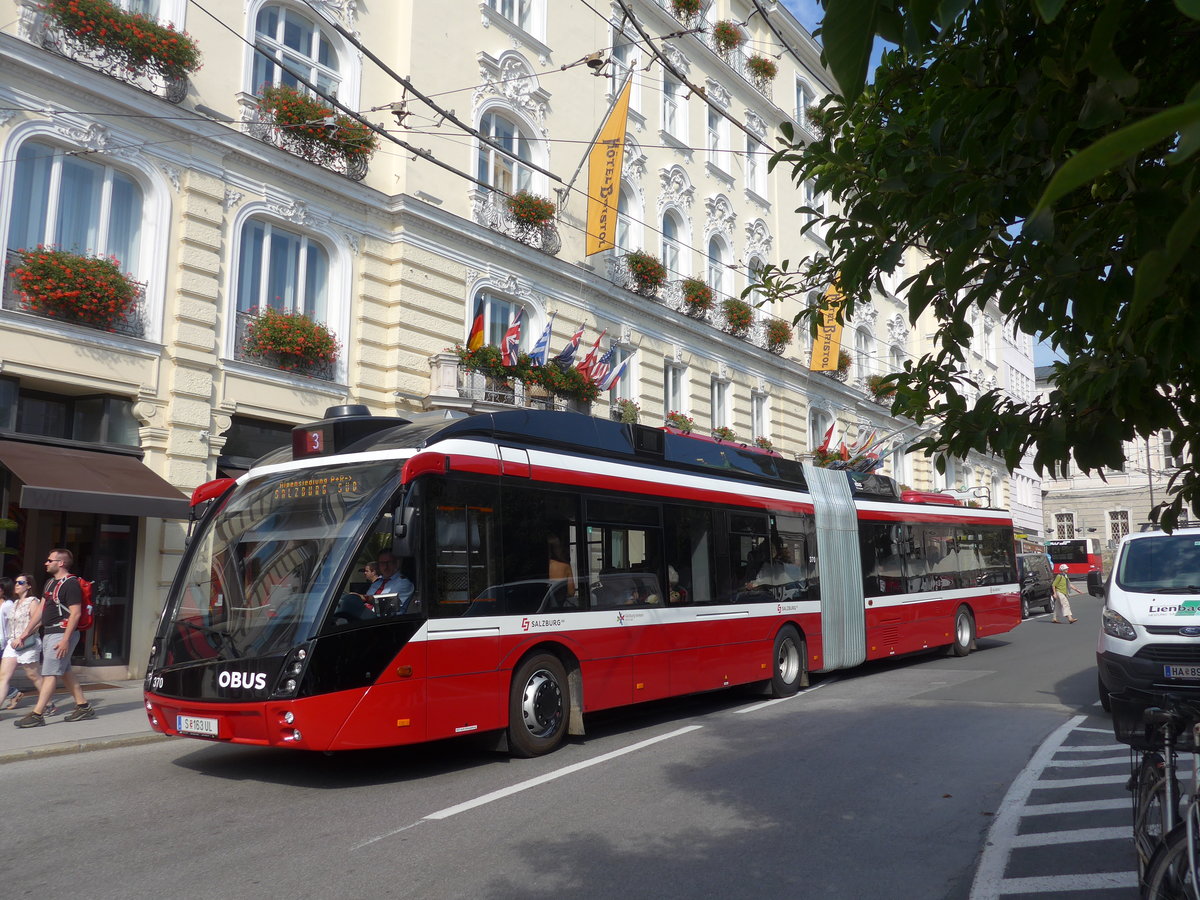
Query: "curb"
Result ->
[[0, 732, 173, 765]]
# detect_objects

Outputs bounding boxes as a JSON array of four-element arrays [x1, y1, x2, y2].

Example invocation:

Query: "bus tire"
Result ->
[[508, 653, 569, 758], [771, 626, 805, 698], [949, 606, 975, 657]]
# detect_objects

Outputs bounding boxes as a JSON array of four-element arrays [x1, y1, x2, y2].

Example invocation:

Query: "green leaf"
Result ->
[[1132, 193, 1200, 306], [1175, 0, 1200, 20], [1035, 101, 1200, 212], [820, 0, 880, 101], [1033, 0, 1068, 22]]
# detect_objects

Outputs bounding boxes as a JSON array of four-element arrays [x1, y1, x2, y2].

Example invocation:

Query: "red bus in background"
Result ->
[[1046, 538, 1103, 578], [144, 407, 1020, 758]]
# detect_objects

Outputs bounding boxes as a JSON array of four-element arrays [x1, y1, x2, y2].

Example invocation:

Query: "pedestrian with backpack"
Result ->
[[14, 548, 96, 728]]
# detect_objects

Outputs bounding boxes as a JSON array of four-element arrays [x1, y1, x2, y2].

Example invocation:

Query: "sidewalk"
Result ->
[[0, 677, 170, 764]]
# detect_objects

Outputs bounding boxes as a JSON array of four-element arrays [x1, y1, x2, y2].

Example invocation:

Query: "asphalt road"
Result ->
[[8, 597, 1111, 900]]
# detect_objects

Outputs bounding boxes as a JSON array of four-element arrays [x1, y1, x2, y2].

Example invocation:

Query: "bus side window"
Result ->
[[663, 504, 713, 605], [427, 477, 499, 618]]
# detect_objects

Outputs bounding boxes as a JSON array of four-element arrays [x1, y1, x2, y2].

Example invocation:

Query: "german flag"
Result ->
[[466, 298, 485, 351]]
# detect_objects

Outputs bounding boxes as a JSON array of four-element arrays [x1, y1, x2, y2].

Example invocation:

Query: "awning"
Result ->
[[0, 439, 191, 520]]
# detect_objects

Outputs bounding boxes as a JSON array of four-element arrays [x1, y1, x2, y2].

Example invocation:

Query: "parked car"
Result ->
[[1017, 552, 1054, 618], [1097, 526, 1200, 711]]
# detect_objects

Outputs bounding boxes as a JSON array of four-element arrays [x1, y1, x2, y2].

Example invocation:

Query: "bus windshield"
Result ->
[[160, 461, 402, 666]]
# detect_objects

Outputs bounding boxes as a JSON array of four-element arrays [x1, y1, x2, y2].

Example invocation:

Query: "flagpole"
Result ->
[[557, 68, 635, 209]]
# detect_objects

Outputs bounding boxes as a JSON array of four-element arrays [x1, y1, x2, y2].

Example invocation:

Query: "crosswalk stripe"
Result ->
[[997, 871, 1138, 894], [1045, 755, 1129, 767], [1010, 826, 1130, 846], [1031, 774, 1128, 788], [1022, 798, 1128, 815]]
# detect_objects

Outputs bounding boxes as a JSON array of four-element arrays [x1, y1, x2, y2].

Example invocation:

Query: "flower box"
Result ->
[[255, 84, 377, 179], [867, 373, 897, 402], [712, 425, 737, 442], [722, 297, 753, 336], [612, 398, 640, 424], [10, 247, 140, 333], [681, 277, 713, 316], [624, 250, 667, 295], [766, 318, 793, 353], [242, 306, 340, 375], [712, 20, 745, 52], [506, 191, 556, 227], [665, 410, 694, 433], [670, 0, 702, 19], [457, 344, 600, 405], [45, 0, 201, 81], [746, 55, 778, 82]]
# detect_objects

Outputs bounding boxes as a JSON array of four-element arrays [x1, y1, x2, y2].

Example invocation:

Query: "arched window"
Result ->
[[235, 218, 330, 322], [8, 140, 144, 276], [854, 326, 873, 383], [890, 344, 905, 374], [252, 4, 341, 96], [809, 408, 833, 453], [616, 184, 640, 253], [795, 78, 815, 131], [707, 236, 728, 297], [477, 111, 535, 194], [746, 256, 765, 319], [661, 211, 685, 278], [472, 290, 530, 352]]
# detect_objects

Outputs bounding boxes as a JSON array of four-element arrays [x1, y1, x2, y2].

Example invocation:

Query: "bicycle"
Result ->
[[1143, 726, 1200, 899], [1110, 690, 1200, 890]]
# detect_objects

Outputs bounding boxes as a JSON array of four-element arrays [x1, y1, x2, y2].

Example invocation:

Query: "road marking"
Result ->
[[1043, 754, 1128, 767], [1021, 798, 1128, 816], [354, 724, 704, 849], [1031, 774, 1127, 789], [733, 675, 839, 714], [1009, 826, 1130, 847], [994, 872, 1137, 893]]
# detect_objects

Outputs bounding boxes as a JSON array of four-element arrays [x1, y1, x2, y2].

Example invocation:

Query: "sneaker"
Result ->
[[15, 711, 45, 728], [63, 703, 96, 722], [3, 690, 22, 710], [44, 701, 59, 717]]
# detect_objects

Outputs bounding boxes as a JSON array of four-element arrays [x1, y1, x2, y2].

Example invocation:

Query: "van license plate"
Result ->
[[1164, 666, 1200, 680], [177, 715, 219, 736]]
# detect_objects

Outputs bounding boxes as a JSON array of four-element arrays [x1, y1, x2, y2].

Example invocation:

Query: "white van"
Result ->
[[1097, 526, 1200, 709]]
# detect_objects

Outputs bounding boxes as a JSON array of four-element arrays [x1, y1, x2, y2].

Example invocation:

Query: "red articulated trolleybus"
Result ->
[[144, 406, 1020, 757], [1046, 538, 1103, 578]]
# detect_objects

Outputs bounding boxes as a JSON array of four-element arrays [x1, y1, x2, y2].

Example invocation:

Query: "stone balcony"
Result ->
[[426, 352, 589, 414]]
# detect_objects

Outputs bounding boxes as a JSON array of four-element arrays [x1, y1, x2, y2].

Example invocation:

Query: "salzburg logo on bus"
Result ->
[[521, 617, 563, 631], [217, 671, 267, 690]]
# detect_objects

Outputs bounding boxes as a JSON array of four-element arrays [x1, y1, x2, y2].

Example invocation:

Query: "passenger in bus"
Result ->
[[546, 533, 576, 598], [748, 541, 806, 601]]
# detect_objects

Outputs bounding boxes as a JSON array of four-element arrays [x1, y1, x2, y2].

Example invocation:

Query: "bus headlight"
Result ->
[[272, 642, 313, 698], [1102, 608, 1137, 641]]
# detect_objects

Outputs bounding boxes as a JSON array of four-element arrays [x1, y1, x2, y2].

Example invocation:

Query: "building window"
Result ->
[[855, 326, 873, 383], [612, 21, 641, 113], [1, 377, 139, 448], [707, 106, 729, 170], [809, 408, 832, 452], [1109, 510, 1130, 543], [795, 78, 815, 131], [661, 211, 685, 279], [252, 4, 341, 96], [1055, 512, 1076, 539], [616, 184, 640, 253], [707, 236, 729, 297], [745, 133, 766, 197], [488, 0, 535, 33], [235, 219, 329, 321], [608, 346, 634, 401], [662, 73, 687, 140], [751, 391, 768, 441], [665, 362, 686, 414], [746, 257, 765, 320], [477, 111, 535, 194], [473, 291, 528, 351], [711, 378, 730, 430], [7, 141, 144, 277], [1162, 429, 1182, 469]]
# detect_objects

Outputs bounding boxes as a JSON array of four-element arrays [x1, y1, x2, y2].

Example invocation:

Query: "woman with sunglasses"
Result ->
[[0, 573, 44, 715]]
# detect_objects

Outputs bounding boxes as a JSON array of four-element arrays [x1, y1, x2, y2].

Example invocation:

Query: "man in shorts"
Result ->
[[14, 548, 95, 727]]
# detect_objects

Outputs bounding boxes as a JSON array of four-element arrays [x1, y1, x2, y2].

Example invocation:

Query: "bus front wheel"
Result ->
[[508, 653, 569, 758], [771, 626, 805, 697]]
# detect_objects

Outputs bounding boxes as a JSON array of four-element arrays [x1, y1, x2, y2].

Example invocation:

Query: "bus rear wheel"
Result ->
[[508, 653, 569, 758], [949, 606, 975, 657], [771, 626, 805, 698]]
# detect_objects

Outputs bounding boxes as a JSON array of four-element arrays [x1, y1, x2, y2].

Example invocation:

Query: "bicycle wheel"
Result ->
[[1136, 753, 1179, 878], [1143, 822, 1200, 900]]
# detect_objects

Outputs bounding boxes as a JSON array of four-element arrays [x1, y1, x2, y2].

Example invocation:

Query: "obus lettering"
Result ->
[[217, 671, 267, 690]]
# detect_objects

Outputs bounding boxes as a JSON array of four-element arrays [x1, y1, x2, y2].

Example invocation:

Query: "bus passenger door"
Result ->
[[423, 476, 505, 740]]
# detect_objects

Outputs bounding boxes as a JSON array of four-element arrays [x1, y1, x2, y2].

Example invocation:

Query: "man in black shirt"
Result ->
[[13, 548, 95, 727]]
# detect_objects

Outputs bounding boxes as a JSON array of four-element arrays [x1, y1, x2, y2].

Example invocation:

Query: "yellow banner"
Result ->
[[809, 282, 845, 371], [585, 80, 632, 256]]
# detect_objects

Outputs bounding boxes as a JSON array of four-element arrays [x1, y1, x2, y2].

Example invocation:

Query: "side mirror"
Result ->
[[1087, 569, 1104, 598]]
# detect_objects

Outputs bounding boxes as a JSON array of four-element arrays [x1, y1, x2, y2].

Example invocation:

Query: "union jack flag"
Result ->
[[501, 307, 525, 366], [553, 325, 585, 365]]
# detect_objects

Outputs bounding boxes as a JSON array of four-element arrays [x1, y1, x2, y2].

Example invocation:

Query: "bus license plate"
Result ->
[[1164, 666, 1200, 680], [177, 715, 219, 737]]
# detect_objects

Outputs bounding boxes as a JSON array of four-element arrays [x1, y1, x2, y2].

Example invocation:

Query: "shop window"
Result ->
[[9, 386, 138, 448]]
